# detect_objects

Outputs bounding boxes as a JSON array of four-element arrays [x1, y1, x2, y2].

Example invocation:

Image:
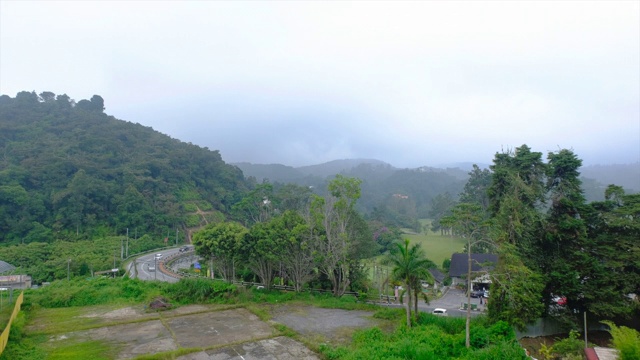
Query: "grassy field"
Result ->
[[402, 219, 467, 268]]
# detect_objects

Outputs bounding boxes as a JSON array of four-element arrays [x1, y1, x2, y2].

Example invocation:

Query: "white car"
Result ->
[[155, 253, 162, 259], [432, 308, 448, 316]]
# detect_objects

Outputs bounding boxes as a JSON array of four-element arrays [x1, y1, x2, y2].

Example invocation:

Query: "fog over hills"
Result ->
[[234, 159, 640, 199]]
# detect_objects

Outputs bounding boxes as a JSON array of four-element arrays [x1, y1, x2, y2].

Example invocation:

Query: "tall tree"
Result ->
[[311, 175, 363, 296], [540, 149, 589, 316]]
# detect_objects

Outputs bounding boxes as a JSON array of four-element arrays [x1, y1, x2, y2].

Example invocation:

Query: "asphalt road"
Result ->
[[131, 247, 182, 283]]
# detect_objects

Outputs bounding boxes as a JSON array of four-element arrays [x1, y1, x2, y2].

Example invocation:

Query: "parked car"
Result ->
[[432, 308, 448, 316], [470, 290, 485, 298], [552, 296, 567, 306]]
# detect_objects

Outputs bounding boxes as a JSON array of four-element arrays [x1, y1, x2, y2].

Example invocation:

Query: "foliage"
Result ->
[[192, 222, 246, 282], [0, 236, 162, 284], [549, 330, 584, 359], [320, 313, 526, 360], [163, 278, 237, 303], [0, 91, 249, 244], [602, 321, 640, 360]]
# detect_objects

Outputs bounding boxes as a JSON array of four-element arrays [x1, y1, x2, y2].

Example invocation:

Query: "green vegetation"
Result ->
[[404, 228, 467, 267], [320, 315, 526, 360], [3, 278, 528, 360], [0, 236, 165, 283], [603, 321, 640, 360], [0, 91, 249, 245]]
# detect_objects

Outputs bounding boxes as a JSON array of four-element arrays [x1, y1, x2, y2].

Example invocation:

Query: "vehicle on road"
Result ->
[[155, 253, 162, 259], [432, 308, 448, 316]]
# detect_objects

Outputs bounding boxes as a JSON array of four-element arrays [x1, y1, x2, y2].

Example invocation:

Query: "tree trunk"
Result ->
[[406, 281, 412, 328]]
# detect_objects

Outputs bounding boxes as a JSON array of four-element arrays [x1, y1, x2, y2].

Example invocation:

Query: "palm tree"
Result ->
[[385, 239, 435, 328]]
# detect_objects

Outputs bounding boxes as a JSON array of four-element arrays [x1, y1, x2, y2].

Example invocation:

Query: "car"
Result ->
[[155, 253, 162, 259], [552, 296, 567, 306], [470, 290, 484, 298], [179, 246, 189, 252], [432, 308, 447, 316]]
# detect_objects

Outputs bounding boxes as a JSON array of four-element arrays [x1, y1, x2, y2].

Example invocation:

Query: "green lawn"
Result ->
[[402, 219, 467, 268]]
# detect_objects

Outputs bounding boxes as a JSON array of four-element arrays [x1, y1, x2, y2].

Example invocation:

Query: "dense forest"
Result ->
[[0, 91, 250, 244]]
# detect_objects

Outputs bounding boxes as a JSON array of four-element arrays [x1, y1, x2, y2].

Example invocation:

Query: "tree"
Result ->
[[278, 210, 315, 292], [488, 242, 545, 331], [311, 175, 363, 296], [446, 202, 494, 347], [459, 164, 492, 214], [385, 239, 433, 328], [486, 145, 547, 330], [193, 222, 246, 282], [232, 183, 275, 227], [540, 149, 589, 317]]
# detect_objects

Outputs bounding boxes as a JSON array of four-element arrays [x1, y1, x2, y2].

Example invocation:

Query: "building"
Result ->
[[448, 253, 498, 287]]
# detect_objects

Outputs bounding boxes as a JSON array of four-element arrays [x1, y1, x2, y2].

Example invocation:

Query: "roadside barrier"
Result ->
[[0, 291, 24, 355]]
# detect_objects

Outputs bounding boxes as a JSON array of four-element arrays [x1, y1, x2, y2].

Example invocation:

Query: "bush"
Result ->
[[602, 321, 640, 360], [165, 278, 236, 303], [373, 307, 404, 320], [552, 330, 584, 358]]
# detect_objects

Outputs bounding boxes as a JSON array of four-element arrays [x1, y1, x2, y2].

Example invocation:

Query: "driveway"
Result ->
[[416, 287, 488, 317]]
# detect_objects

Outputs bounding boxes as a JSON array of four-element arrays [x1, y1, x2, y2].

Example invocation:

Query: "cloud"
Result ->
[[1, 1, 638, 167]]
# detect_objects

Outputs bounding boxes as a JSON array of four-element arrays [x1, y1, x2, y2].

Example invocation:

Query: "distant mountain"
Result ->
[[233, 162, 306, 183], [435, 162, 491, 172], [297, 158, 392, 178], [580, 163, 640, 193]]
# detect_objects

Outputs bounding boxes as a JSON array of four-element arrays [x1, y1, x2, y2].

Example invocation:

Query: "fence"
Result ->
[[0, 291, 24, 355]]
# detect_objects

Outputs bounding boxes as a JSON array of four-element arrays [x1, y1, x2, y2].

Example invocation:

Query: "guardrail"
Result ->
[[0, 291, 24, 355]]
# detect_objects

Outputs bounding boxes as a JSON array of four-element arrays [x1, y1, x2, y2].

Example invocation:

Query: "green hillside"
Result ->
[[0, 91, 249, 244]]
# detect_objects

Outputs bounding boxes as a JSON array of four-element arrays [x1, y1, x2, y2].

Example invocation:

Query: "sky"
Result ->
[[1, 1, 639, 168]]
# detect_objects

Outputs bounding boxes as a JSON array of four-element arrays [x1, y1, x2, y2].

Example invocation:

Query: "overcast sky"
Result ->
[[1, 1, 638, 168]]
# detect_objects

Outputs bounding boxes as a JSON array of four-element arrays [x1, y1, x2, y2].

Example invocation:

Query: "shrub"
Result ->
[[165, 278, 236, 303], [552, 329, 584, 358], [373, 307, 404, 320], [602, 321, 640, 360]]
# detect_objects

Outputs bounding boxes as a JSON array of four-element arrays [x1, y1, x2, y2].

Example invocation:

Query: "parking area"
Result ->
[[43, 305, 320, 359], [420, 287, 488, 316]]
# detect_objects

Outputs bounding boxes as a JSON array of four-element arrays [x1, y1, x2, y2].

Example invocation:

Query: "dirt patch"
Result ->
[[271, 305, 379, 344]]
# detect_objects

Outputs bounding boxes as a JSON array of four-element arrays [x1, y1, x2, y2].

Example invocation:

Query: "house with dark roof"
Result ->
[[448, 253, 498, 287]]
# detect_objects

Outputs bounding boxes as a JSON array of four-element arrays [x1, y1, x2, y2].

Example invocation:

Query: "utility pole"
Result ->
[[126, 228, 129, 258], [176, 228, 179, 246]]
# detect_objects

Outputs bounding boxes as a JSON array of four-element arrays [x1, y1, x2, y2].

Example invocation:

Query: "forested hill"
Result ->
[[0, 91, 249, 244]]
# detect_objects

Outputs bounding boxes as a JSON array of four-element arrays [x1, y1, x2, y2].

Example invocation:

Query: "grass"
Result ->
[[403, 219, 467, 268], [45, 340, 117, 360]]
